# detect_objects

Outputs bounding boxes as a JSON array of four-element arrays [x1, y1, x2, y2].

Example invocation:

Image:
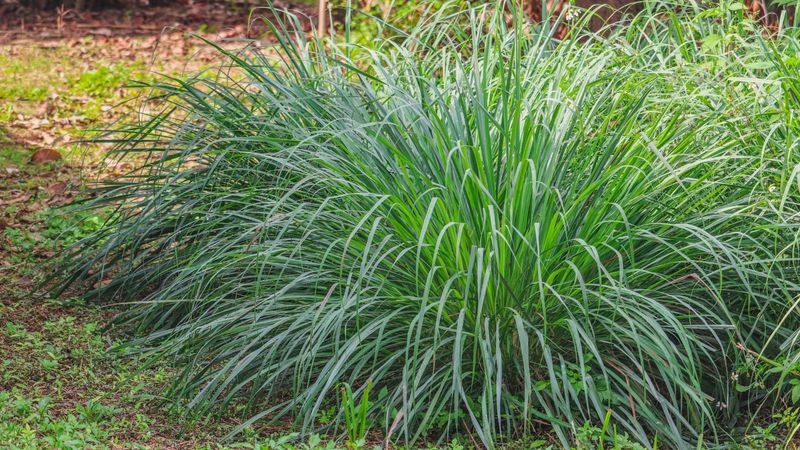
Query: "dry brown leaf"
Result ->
[[30, 148, 62, 164], [41, 132, 55, 146], [46, 181, 68, 195], [0, 192, 32, 206]]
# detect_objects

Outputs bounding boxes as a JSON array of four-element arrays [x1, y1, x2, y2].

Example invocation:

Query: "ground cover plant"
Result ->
[[57, 1, 800, 448]]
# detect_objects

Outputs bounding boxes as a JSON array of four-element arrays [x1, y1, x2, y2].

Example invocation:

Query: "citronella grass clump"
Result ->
[[60, 2, 800, 448]]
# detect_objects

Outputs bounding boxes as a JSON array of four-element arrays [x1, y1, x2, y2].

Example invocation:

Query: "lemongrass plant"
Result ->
[[59, 1, 800, 448]]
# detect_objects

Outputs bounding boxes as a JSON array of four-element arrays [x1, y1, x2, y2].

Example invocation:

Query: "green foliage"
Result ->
[[73, 65, 137, 97], [327, 0, 469, 44], [0, 312, 130, 449], [3, 208, 103, 251], [0, 132, 36, 167], [44, 209, 105, 246], [58, 1, 800, 448], [0, 391, 113, 449], [341, 381, 373, 449], [0, 300, 348, 449], [0, 85, 49, 101]]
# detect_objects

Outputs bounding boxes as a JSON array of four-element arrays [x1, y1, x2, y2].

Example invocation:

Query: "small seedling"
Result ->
[[341, 380, 373, 450]]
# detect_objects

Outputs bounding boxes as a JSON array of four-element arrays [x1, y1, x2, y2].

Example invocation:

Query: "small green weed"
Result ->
[[341, 381, 373, 450], [41, 208, 104, 246], [0, 85, 49, 101], [73, 63, 146, 97]]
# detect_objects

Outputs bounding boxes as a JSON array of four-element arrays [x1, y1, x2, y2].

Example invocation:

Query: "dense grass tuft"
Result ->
[[60, 2, 800, 447]]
